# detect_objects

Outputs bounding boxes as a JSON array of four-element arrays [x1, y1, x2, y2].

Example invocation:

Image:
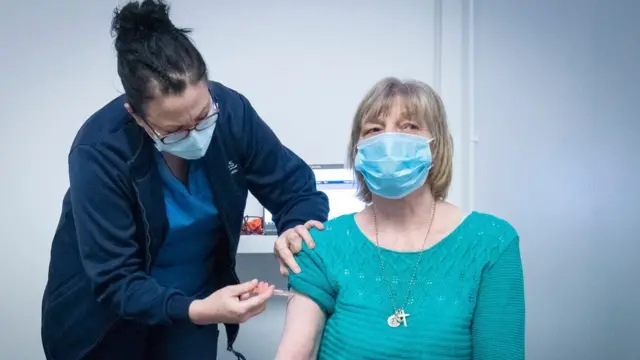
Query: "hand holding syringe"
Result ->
[[242, 281, 294, 299]]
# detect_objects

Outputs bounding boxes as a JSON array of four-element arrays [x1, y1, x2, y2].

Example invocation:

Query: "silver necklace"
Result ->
[[372, 201, 436, 328]]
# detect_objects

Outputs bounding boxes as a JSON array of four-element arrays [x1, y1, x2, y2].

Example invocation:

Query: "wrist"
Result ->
[[188, 299, 205, 325]]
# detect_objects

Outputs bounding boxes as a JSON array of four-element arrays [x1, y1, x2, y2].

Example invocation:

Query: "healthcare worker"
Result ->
[[40, 1, 329, 359]]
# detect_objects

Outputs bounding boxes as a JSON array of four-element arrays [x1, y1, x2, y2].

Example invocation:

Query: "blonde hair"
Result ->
[[346, 77, 453, 203]]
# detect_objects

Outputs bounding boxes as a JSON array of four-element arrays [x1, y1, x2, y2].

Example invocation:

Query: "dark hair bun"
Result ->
[[111, 0, 175, 44]]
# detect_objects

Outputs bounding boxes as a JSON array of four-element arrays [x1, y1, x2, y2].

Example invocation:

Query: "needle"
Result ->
[[273, 289, 294, 297]]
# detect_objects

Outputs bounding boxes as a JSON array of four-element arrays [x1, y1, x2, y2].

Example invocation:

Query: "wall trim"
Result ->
[[437, 0, 475, 212]]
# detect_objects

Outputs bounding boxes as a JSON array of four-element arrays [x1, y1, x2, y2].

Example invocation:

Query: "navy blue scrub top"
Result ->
[[150, 151, 220, 297]]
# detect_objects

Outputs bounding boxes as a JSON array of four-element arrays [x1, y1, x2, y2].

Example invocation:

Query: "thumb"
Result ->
[[226, 279, 259, 296], [241, 285, 274, 310]]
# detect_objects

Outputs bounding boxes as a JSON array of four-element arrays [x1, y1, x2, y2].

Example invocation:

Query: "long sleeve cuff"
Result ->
[[167, 293, 195, 322]]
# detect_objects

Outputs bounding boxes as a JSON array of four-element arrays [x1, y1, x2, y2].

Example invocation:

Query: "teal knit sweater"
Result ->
[[289, 212, 525, 360]]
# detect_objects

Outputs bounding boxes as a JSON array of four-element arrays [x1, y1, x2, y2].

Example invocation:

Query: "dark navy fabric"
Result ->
[[41, 81, 329, 360], [146, 323, 219, 360], [150, 152, 219, 296], [83, 320, 147, 360], [84, 321, 219, 360]]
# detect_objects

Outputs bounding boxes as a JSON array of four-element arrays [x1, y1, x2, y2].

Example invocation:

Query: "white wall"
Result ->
[[473, 0, 640, 359], [0, 1, 468, 359]]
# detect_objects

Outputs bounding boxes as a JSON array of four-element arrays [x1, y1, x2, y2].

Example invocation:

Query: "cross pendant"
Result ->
[[396, 310, 410, 327]]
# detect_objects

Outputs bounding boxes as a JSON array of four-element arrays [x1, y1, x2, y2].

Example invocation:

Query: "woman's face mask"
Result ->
[[152, 120, 217, 160], [354, 132, 434, 199], [151, 103, 218, 160], [131, 82, 218, 160]]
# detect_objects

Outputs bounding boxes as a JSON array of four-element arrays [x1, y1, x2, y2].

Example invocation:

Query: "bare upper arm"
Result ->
[[275, 291, 326, 360]]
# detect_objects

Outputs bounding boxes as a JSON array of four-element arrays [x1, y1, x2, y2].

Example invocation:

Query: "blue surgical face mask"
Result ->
[[152, 104, 218, 160], [354, 132, 433, 199]]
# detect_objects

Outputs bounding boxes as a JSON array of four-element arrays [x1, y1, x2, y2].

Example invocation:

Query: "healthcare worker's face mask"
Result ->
[[150, 102, 219, 160], [354, 132, 434, 199]]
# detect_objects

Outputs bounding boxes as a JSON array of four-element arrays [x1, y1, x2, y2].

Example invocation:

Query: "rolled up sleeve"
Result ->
[[288, 231, 336, 315]]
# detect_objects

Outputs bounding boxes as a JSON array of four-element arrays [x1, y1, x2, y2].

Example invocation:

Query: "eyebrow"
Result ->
[[156, 98, 213, 134], [363, 117, 385, 126]]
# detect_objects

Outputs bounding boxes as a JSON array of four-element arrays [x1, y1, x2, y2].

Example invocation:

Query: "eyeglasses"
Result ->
[[154, 102, 220, 144]]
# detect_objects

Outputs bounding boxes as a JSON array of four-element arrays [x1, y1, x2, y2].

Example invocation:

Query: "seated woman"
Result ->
[[275, 77, 525, 360]]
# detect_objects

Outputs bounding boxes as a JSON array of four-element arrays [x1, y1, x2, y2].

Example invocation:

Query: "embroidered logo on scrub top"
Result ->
[[228, 161, 239, 175]]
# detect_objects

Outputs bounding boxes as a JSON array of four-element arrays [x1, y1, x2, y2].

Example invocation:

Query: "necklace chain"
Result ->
[[373, 201, 437, 316]]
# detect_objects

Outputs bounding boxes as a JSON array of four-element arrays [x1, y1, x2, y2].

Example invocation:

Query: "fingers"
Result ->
[[289, 228, 305, 253], [255, 281, 269, 294], [304, 220, 325, 231], [226, 279, 258, 296], [221, 281, 276, 323], [279, 262, 290, 276], [238, 301, 268, 323], [241, 284, 274, 313], [247, 288, 273, 317], [274, 230, 300, 274], [295, 224, 315, 250], [273, 233, 292, 256], [278, 247, 300, 274], [276, 255, 290, 276], [293, 220, 324, 250], [240, 281, 269, 300], [274, 221, 324, 275]]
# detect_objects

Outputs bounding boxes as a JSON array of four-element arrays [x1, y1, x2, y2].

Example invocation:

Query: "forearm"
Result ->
[[94, 271, 193, 324], [251, 157, 329, 234], [276, 292, 325, 360], [275, 191, 330, 233], [80, 252, 195, 325]]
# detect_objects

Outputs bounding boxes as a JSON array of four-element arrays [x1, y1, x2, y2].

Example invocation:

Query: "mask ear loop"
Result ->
[[425, 138, 435, 174], [141, 118, 164, 142]]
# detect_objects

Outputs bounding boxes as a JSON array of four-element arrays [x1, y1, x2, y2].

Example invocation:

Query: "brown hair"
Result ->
[[346, 77, 453, 203]]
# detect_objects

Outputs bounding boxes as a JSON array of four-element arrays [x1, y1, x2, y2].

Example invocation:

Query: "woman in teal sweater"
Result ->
[[275, 77, 525, 359]]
